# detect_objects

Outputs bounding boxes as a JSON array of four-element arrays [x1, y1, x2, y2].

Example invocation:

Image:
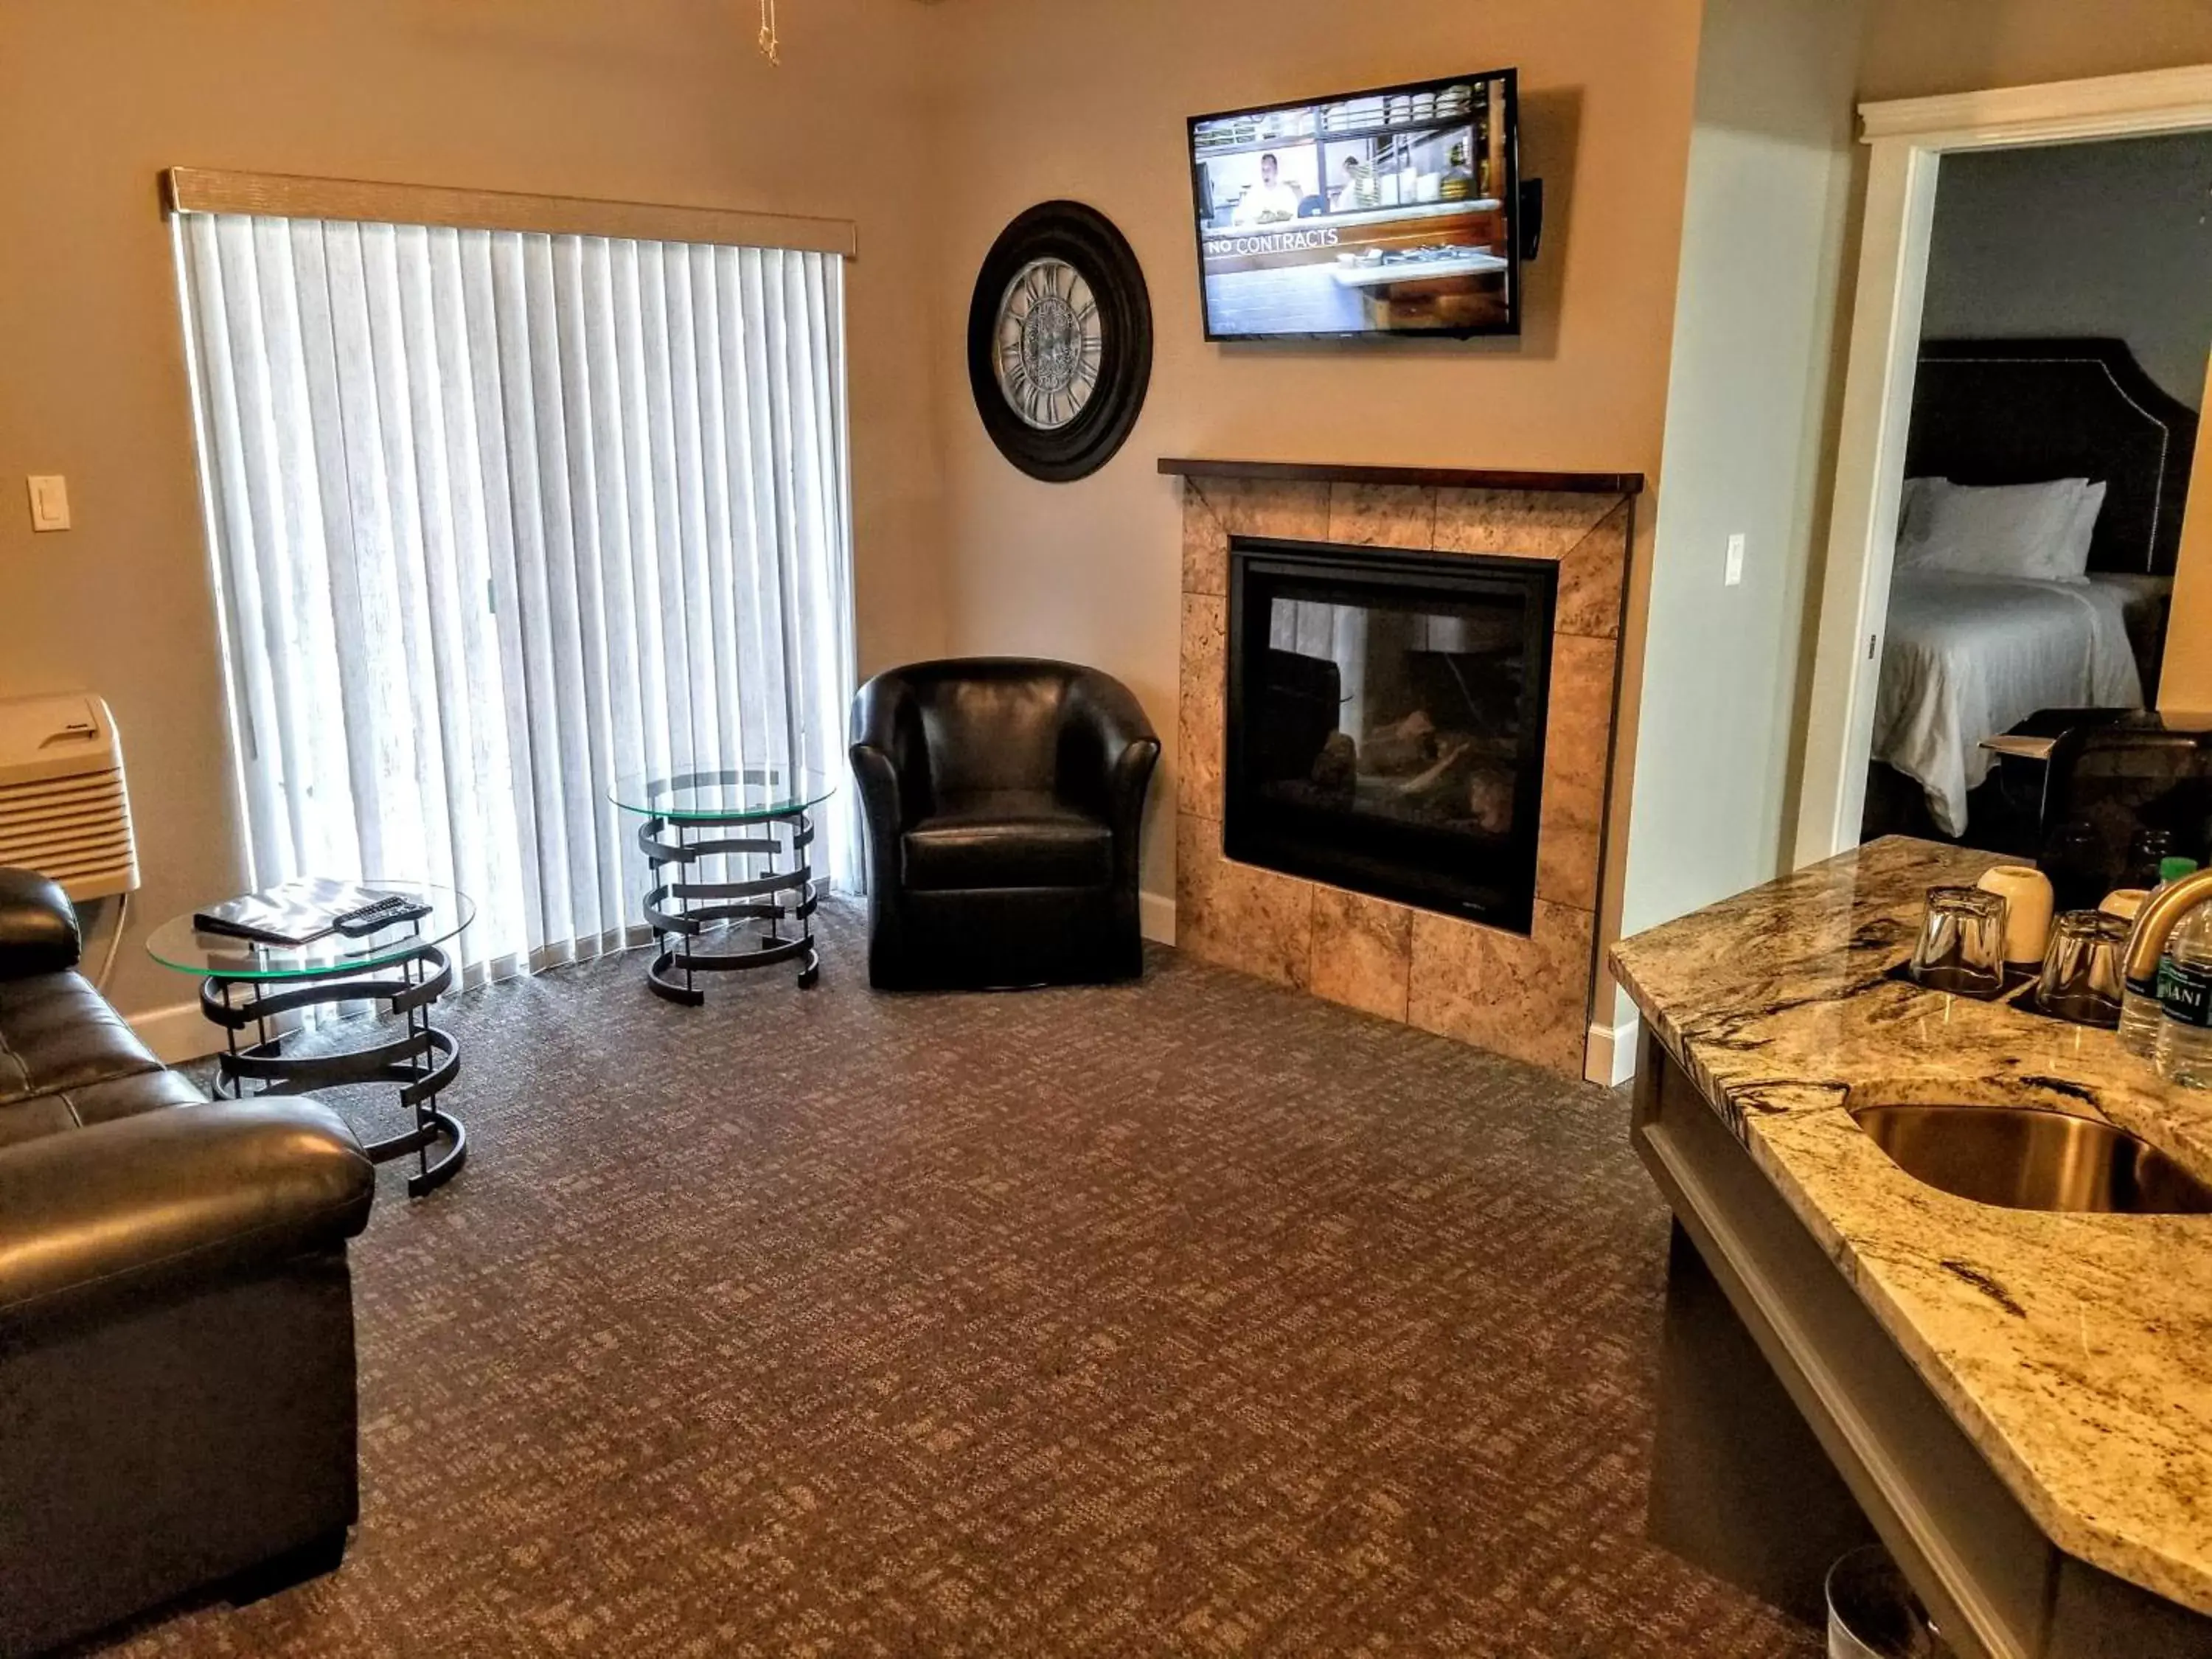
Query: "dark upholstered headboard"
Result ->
[[1905, 338, 2199, 576]]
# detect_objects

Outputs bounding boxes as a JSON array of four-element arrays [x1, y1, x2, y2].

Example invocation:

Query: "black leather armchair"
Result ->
[[849, 658, 1161, 990], [0, 869, 375, 1657]]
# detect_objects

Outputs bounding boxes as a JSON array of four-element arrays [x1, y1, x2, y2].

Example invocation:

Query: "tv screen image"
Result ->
[[1187, 70, 1518, 341]]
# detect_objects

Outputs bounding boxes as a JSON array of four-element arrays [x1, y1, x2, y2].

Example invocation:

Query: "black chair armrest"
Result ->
[[849, 672, 935, 887], [0, 1101, 375, 1335], [1057, 671, 1162, 860], [0, 869, 81, 978]]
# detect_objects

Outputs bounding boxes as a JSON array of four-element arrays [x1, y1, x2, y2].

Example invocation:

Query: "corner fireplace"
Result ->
[[1224, 537, 1556, 934]]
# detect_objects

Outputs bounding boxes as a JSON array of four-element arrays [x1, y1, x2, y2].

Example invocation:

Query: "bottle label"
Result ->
[[2163, 960, 2212, 1029]]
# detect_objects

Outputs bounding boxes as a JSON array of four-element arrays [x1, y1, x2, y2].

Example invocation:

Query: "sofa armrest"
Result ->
[[0, 1101, 375, 1334], [0, 868, 80, 978]]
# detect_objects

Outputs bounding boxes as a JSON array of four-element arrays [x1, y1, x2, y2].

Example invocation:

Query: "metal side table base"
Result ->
[[639, 807, 821, 1005], [202, 941, 467, 1197]]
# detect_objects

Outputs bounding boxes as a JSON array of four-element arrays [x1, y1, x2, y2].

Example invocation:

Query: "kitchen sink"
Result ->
[[1851, 1103, 2212, 1214]]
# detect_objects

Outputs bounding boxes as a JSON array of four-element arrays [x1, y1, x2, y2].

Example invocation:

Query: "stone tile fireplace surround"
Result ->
[[1165, 459, 1640, 1079]]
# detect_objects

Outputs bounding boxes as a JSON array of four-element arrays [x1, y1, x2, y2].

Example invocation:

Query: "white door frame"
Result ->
[[1792, 64, 2212, 867]]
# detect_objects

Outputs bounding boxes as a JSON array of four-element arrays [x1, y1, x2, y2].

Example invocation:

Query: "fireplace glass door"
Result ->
[[1225, 540, 1556, 932]]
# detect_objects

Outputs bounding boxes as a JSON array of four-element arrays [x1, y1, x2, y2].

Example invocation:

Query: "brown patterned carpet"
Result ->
[[96, 902, 1818, 1658]]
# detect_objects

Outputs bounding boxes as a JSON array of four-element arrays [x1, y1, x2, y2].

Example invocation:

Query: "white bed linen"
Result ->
[[1874, 571, 2143, 836]]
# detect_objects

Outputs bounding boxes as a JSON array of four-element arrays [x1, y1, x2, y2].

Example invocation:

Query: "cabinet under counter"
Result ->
[[1610, 836, 2212, 1658]]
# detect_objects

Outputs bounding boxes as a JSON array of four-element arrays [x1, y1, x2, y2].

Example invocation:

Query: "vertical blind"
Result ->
[[175, 211, 856, 980]]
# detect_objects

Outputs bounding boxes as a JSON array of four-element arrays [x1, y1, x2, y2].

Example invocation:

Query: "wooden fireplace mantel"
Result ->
[[1156, 457, 1646, 496]]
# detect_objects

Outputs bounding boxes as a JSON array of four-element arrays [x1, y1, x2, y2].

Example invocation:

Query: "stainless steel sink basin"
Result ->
[[1851, 1104, 2212, 1214]]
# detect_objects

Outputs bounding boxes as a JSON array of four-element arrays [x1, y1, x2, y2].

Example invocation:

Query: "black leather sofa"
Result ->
[[849, 658, 1160, 990], [0, 869, 375, 1658]]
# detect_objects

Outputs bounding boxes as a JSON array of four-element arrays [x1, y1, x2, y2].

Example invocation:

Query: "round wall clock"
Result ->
[[967, 201, 1152, 483]]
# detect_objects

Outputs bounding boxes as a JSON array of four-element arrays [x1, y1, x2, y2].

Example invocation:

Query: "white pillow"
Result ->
[[1893, 477, 1940, 569], [2054, 480, 2109, 581], [1894, 477, 2100, 582]]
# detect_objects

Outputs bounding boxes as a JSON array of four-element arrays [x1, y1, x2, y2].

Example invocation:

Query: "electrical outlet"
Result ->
[[27, 475, 70, 532], [1724, 532, 1746, 587]]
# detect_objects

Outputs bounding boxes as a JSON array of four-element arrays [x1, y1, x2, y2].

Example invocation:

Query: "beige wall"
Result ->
[[925, 0, 1709, 918], [1859, 0, 2212, 102], [0, 0, 947, 1021], [1619, 0, 1865, 952]]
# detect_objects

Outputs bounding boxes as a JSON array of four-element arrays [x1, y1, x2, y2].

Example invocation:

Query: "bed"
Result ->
[[1872, 338, 2197, 836]]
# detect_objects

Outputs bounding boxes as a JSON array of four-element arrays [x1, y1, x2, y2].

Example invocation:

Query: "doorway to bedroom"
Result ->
[[1857, 130, 2212, 849], [1795, 69, 2212, 874]]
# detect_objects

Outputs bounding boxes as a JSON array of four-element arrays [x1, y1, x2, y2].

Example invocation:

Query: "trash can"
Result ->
[[1826, 1544, 1954, 1659]]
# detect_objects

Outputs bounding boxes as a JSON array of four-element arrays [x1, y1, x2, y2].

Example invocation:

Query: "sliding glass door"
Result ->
[[174, 212, 855, 980]]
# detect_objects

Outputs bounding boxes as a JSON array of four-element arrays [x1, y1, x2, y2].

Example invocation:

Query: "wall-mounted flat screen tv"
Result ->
[[1188, 69, 1519, 341]]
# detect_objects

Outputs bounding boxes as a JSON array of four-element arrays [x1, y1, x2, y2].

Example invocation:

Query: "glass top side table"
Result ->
[[607, 765, 838, 824], [147, 880, 472, 1197], [608, 764, 833, 1004]]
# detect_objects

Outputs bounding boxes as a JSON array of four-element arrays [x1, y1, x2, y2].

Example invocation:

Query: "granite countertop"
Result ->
[[1609, 836, 2212, 1615]]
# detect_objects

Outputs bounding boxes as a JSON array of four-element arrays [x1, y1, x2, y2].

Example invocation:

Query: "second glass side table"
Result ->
[[608, 765, 833, 1004]]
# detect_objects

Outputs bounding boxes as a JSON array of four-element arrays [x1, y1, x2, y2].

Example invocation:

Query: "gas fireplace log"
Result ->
[[1467, 769, 1514, 835], [1311, 731, 1357, 804], [1389, 742, 1518, 832], [1397, 739, 1473, 805], [1363, 709, 1439, 776]]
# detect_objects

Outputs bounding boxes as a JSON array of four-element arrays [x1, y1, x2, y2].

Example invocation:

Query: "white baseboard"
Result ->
[[1140, 891, 1176, 946], [130, 999, 225, 1065], [1584, 1009, 1641, 1088]]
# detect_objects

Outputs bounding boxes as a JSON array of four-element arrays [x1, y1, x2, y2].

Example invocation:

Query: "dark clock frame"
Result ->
[[967, 201, 1153, 483]]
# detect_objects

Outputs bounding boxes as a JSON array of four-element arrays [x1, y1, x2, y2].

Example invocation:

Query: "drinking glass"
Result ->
[[1910, 886, 2008, 997], [2036, 909, 2131, 1027]]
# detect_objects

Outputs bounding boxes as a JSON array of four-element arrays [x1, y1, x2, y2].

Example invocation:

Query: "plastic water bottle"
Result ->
[[2118, 859, 2199, 1058], [2120, 978, 2166, 1059], [2157, 900, 2212, 1089]]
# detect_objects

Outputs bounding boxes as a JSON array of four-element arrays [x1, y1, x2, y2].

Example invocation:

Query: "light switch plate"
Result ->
[[27, 475, 70, 532], [1724, 532, 1746, 587]]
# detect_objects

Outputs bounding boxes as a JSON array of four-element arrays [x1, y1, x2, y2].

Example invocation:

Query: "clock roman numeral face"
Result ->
[[992, 257, 1102, 431]]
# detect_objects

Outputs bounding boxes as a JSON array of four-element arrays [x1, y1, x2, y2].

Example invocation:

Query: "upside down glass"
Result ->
[[1910, 886, 2009, 997], [2036, 909, 2130, 1027]]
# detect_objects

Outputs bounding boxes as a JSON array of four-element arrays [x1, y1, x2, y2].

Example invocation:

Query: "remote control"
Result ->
[[333, 894, 433, 937]]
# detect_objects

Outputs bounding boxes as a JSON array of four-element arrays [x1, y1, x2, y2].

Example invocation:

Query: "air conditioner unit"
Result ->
[[0, 693, 139, 901]]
